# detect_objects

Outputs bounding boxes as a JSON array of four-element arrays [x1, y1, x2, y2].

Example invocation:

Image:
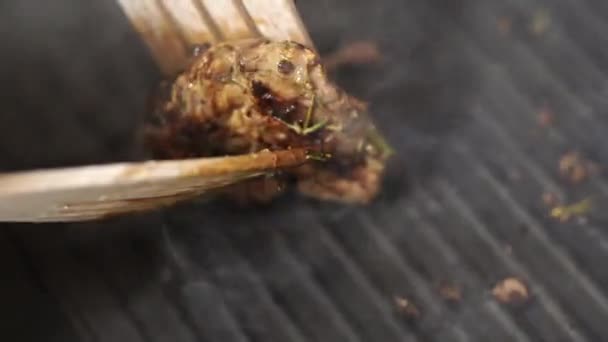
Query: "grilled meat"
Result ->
[[146, 39, 392, 204]]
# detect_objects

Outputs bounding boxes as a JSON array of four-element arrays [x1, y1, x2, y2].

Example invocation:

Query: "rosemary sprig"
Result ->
[[284, 94, 328, 135], [306, 151, 333, 162], [366, 127, 394, 159]]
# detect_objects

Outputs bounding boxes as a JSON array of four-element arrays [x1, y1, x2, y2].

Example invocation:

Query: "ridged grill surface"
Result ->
[[1, 0, 608, 341]]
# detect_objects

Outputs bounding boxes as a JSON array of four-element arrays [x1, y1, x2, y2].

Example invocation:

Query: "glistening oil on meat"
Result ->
[[146, 39, 393, 204]]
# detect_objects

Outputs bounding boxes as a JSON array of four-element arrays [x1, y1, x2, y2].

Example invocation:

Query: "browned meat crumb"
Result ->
[[536, 104, 554, 128], [394, 296, 420, 319], [492, 277, 530, 304], [496, 16, 513, 36], [558, 151, 597, 184], [438, 282, 463, 303], [541, 192, 560, 208], [146, 39, 392, 204], [323, 40, 383, 71]]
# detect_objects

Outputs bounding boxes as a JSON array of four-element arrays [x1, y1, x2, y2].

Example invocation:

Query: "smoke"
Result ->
[[297, 0, 480, 194], [0, 0, 159, 170]]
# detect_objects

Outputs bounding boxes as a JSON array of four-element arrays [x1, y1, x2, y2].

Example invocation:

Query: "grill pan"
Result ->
[[1, 0, 608, 341]]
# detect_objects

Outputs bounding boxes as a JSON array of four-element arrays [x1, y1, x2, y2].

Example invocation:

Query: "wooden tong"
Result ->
[[116, 0, 314, 75], [0, 0, 313, 222]]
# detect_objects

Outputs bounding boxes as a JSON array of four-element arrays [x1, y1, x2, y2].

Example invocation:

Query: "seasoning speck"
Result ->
[[277, 59, 295, 74], [558, 151, 597, 184], [438, 283, 462, 303], [492, 277, 530, 304]]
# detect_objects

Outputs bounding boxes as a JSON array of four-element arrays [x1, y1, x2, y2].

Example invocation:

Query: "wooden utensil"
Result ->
[[0, 149, 309, 222], [0, 0, 313, 222], [116, 0, 314, 75]]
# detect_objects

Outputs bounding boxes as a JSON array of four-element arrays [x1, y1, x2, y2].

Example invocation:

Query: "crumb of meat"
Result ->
[[541, 192, 560, 208], [438, 282, 462, 303], [394, 296, 420, 319], [323, 40, 383, 71], [537, 104, 554, 128], [496, 16, 512, 36], [146, 39, 392, 204], [558, 151, 598, 184], [492, 277, 530, 304]]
